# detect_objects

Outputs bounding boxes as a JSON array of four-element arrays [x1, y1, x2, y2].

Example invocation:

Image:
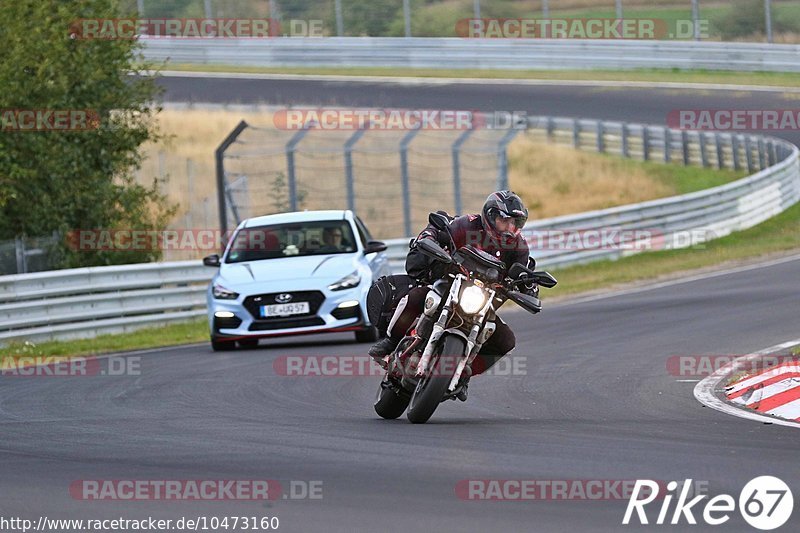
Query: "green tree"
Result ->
[[0, 0, 175, 267]]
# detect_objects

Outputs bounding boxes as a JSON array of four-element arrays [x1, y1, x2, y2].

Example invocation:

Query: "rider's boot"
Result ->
[[369, 336, 401, 368]]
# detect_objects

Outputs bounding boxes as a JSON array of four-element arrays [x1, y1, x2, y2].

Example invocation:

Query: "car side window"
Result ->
[[354, 217, 371, 246]]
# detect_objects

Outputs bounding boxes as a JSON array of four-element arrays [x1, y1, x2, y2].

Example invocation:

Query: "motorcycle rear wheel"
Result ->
[[374, 380, 411, 419]]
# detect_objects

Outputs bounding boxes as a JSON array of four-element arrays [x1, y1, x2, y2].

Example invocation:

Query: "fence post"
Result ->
[[681, 130, 690, 165], [731, 135, 742, 171], [758, 137, 767, 169], [473, 0, 481, 20], [452, 129, 475, 215], [616, 0, 623, 20], [400, 127, 421, 237], [573, 119, 580, 149], [715, 133, 724, 169], [691, 0, 701, 41], [215, 120, 248, 239], [136, 0, 144, 16], [403, 0, 411, 37], [15, 237, 26, 275], [204, 0, 212, 18], [497, 128, 519, 191], [596, 121, 605, 153], [542, 0, 549, 18], [187, 159, 194, 228], [344, 126, 369, 212], [663, 127, 671, 163], [335, 0, 344, 36], [765, 0, 773, 44], [744, 136, 755, 173], [621, 123, 629, 158], [286, 126, 313, 212], [699, 132, 709, 168], [642, 127, 650, 161]]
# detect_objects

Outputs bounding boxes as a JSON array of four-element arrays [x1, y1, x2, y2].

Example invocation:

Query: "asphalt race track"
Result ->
[[2, 255, 799, 531], [156, 74, 800, 147], [2, 77, 798, 532]]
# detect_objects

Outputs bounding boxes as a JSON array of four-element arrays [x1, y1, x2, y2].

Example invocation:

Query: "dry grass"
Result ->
[[508, 133, 672, 218]]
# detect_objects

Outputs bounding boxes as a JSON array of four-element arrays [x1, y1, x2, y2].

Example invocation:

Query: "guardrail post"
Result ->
[[621, 123, 629, 158], [663, 127, 671, 163], [452, 128, 475, 215], [497, 128, 519, 190], [744, 136, 755, 173], [715, 133, 724, 169], [215, 120, 248, 239], [399, 127, 421, 237], [768, 141, 777, 166], [573, 119, 580, 149], [731, 135, 742, 171], [344, 125, 369, 212], [596, 121, 605, 153], [758, 137, 767, 169], [546, 117, 555, 140], [681, 130, 690, 165], [642, 127, 650, 161]]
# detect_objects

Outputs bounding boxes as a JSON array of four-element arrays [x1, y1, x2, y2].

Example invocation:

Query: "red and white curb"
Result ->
[[726, 359, 800, 420], [694, 339, 800, 428]]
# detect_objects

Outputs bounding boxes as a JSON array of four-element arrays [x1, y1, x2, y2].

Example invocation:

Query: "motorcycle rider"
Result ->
[[368, 190, 537, 399]]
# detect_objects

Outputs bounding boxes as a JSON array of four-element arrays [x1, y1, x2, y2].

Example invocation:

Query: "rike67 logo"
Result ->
[[623, 477, 793, 530]]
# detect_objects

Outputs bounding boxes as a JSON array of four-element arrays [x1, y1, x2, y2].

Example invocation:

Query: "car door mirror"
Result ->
[[363, 240, 387, 254], [203, 254, 221, 267]]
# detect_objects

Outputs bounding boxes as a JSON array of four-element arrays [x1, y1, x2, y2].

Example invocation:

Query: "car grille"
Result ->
[[249, 317, 325, 331], [243, 291, 325, 321]]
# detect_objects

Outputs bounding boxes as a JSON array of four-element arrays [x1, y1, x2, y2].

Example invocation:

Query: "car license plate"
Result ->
[[260, 302, 310, 317]]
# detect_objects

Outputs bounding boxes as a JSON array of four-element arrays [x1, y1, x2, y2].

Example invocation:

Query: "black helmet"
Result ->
[[481, 190, 528, 243]]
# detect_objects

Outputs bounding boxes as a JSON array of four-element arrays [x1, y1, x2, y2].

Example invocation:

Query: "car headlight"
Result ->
[[328, 271, 361, 291], [212, 283, 239, 300], [459, 285, 487, 314]]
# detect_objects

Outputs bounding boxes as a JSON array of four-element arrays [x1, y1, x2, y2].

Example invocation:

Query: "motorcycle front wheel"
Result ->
[[406, 334, 465, 424]]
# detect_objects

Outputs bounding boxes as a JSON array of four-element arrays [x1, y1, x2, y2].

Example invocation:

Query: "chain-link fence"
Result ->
[[217, 118, 518, 239], [215, 111, 786, 243], [0, 234, 61, 275], [124, 0, 798, 43]]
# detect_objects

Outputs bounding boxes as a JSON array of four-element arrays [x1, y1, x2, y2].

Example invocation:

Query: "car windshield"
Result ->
[[224, 221, 357, 263]]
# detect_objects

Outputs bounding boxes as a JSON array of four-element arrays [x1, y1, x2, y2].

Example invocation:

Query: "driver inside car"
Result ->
[[368, 190, 538, 399]]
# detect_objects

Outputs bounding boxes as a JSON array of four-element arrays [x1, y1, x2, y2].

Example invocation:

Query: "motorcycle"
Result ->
[[373, 212, 557, 424]]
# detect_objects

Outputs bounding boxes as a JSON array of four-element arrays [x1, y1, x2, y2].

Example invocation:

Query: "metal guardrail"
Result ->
[[141, 37, 800, 73], [1, 117, 798, 345]]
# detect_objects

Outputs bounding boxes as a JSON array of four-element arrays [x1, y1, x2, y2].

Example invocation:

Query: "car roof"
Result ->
[[243, 210, 352, 228]]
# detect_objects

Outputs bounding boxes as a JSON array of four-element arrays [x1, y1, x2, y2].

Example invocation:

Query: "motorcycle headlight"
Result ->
[[459, 285, 487, 314], [328, 271, 361, 291], [212, 283, 239, 300]]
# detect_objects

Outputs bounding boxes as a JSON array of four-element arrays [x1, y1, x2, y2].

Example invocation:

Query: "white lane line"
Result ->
[[693, 338, 800, 429], [157, 70, 800, 93]]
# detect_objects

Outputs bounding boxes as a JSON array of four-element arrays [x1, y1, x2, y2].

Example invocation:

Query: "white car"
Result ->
[[203, 210, 391, 351]]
